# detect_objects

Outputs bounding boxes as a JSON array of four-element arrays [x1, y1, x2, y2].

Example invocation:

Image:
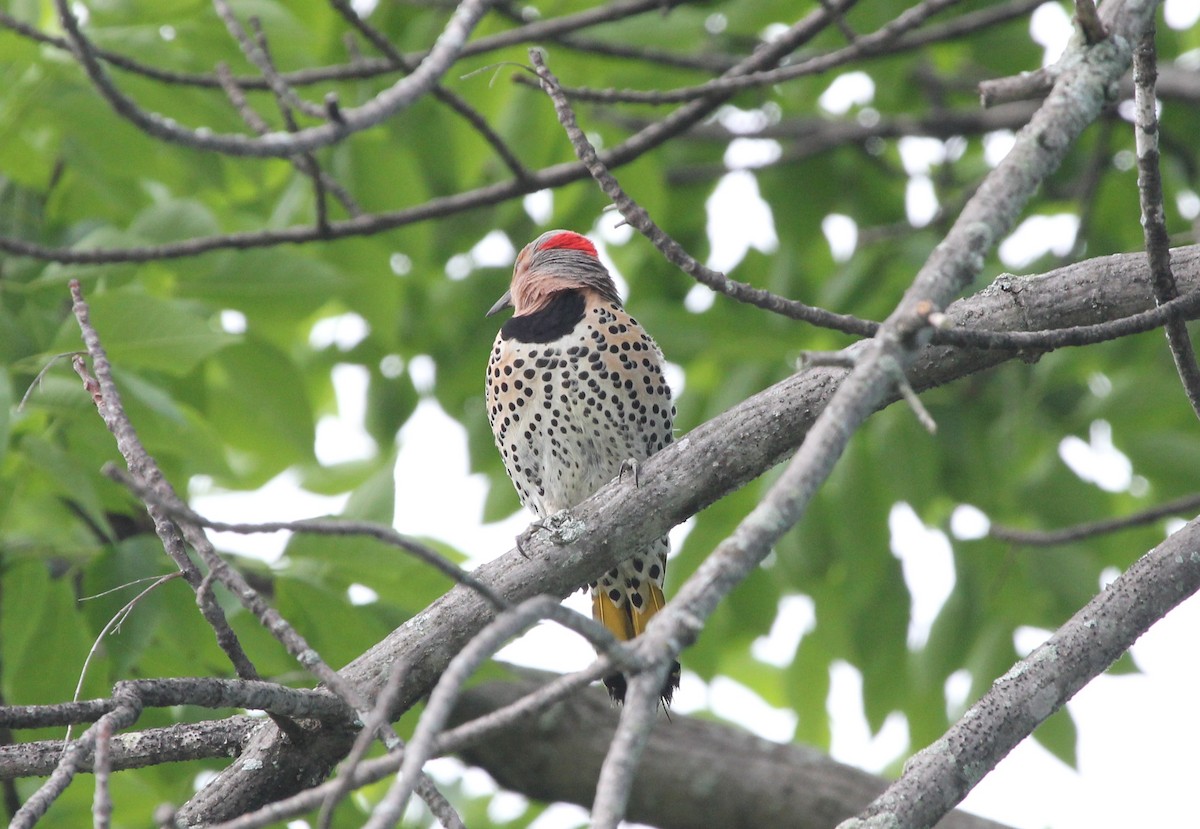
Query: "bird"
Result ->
[[485, 229, 680, 705]]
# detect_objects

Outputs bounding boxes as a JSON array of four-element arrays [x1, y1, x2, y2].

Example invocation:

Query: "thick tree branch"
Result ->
[[839, 514, 1200, 829], [586, 2, 1152, 820], [177, 242, 1199, 823], [449, 669, 1014, 829], [70, 280, 459, 824]]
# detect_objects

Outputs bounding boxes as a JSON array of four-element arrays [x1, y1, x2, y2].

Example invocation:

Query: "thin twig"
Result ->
[[590, 666, 667, 829], [887, 355, 938, 433], [104, 464, 508, 609], [1132, 26, 1200, 419], [550, 0, 963, 105], [213, 63, 361, 217], [91, 712, 114, 829], [365, 596, 639, 828], [989, 492, 1200, 546], [53, 0, 497, 157], [17, 352, 83, 411], [432, 661, 613, 752], [69, 573, 183, 742], [328, 0, 532, 182], [68, 284, 262, 682], [529, 49, 877, 337], [248, 19, 333, 231], [211, 0, 327, 119], [1074, 0, 1108, 45]]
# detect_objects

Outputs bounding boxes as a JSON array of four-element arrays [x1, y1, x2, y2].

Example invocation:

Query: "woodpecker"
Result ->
[[485, 229, 679, 704]]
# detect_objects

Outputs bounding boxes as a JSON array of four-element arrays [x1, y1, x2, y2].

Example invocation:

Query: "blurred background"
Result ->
[[2, 0, 1199, 825]]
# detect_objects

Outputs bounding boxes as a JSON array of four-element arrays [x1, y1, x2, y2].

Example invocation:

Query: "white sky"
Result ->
[[190, 3, 1200, 826]]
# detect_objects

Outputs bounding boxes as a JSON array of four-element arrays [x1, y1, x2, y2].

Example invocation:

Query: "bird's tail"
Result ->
[[592, 583, 681, 706]]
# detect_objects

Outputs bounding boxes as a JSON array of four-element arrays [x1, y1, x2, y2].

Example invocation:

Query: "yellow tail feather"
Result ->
[[594, 583, 679, 706], [592, 591, 635, 642], [630, 582, 667, 636]]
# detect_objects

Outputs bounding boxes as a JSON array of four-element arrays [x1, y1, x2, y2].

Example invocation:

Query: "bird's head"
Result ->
[[486, 230, 622, 318]]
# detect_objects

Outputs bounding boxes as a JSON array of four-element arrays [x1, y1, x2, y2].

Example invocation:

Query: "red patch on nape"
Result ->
[[540, 231, 598, 258]]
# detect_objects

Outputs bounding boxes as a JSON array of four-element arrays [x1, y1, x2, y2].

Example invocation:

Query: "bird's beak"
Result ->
[[486, 289, 513, 318]]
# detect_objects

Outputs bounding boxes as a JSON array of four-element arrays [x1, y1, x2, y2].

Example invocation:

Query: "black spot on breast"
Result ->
[[500, 291, 586, 343]]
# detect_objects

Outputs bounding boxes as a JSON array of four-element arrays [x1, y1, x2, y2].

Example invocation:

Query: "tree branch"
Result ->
[[989, 491, 1200, 546], [52, 0, 496, 157], [0, 718, 259, 780], [449, 668, 1015, 829], [839, 514, 1200, 829], [177, 239, 1198, 823], [1132, 24, 1200, 418]]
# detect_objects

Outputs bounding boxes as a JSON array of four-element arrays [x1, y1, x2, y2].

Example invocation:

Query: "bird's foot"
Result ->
[[515, 524, 538, 559], [618, 458, 641, 488], [519, 510, 583, 552]]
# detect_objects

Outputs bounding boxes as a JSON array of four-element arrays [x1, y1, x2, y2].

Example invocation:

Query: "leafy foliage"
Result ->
[[1, 0, 1198, 825]]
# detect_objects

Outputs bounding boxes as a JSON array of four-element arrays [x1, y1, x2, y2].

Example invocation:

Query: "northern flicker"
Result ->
[[486, 229, 680, 705]]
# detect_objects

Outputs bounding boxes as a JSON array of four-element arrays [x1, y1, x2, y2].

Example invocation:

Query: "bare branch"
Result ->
[[534, 1, 1155, 821], [52, 0, 497, 157], [104, 464, 508, 609], [68, 282, 260, 683], [9, 686, 142, 829], [529, 49, 878, 337], [552, 0, 963, 105], [328, 0, 532, 182], [0, 718, 258, 780], [1074, 0, 1108, 45], [840, 515, 1200, 829], [449, 670, 1015, 829], [1, 678, 354, 730], [989, 492, 1200, 546], [176, 243, 1200, 823], [211, 0, 327, 120], [0, 0, 691, 94], [91, 711, 114, 829], [1132, 25, 1200, 418], [316, 658, 409, 829], [369, 596, 636, 827], [590, 667, 668, 829]]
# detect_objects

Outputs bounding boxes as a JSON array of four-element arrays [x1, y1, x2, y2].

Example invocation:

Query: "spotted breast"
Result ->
[[486, 229, 679, 704]]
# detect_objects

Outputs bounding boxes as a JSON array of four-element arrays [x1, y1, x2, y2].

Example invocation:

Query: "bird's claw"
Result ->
[[619, 458, 641, 488], [517, 510, 581, 555], [516, 519, 546, 559]]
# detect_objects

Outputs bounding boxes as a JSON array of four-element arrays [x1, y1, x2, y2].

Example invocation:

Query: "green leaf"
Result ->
[[1, 560, 96, 705], [51, 288, 237, 375], [204, 339, 316, 482], [1033, 706, 1079, 768]]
